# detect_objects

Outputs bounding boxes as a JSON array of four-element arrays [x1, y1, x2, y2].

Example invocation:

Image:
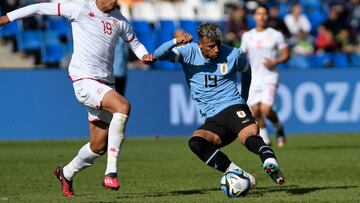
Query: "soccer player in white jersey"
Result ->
[[0, 0, 156, 197], [240, 5, 289, 147]]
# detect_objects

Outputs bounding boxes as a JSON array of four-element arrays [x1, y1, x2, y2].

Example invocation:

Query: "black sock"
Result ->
[[188, 136, 231, 173], [245, 135, 276, 163]]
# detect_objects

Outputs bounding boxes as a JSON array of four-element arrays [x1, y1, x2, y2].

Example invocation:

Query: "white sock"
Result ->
[[264, 158, 279, 166], [105, 113, 128, 175], [259, 128, 271, 145], [227, 162, 242, 172], [63, 142, 100, 180]]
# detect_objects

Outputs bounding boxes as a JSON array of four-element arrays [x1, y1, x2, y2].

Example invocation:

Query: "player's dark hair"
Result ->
[[254, 4, 269, 14], [197, 22, 222, 42]]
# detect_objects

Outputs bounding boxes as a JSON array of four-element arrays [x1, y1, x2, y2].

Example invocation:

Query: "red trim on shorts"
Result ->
[[68, 75, 115, 85], [124, 35, 135, 43], [57, 3, 61, 16], [89, 118, 99, 123]]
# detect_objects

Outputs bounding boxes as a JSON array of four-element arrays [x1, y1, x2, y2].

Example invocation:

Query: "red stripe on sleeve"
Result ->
[[57, 3, 61, 16], [124, 35, 135, 43]]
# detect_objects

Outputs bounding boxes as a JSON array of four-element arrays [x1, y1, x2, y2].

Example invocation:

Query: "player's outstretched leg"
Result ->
[[244, 135, 285, 185], [188, 136, 256, 187], [54, 166, 75, 197], [56, 142, 101, 196], [103, 113, 128, 190]]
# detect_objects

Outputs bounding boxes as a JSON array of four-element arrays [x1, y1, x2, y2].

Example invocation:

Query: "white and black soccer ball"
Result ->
[[220, 169, 251, 198]]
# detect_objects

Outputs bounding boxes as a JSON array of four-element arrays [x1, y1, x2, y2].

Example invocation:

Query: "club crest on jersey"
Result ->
[[219, 63, 228, 75], [113, 19, 120, 28], [236, 111, 246, 118]]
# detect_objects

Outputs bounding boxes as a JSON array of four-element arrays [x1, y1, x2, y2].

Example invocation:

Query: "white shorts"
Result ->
[[247, 83, 278, 107], [73, 79, 114, 124]]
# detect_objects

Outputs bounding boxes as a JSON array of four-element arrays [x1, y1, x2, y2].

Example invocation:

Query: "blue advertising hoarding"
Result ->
[[0, 69, 359, 140]]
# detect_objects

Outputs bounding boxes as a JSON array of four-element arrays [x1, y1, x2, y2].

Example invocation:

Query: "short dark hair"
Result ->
[[197, 22, 222, 42], [254, 4, 269, 14]]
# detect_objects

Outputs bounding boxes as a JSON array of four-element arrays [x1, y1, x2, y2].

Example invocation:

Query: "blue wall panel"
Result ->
[[0, 69, 359, 140]]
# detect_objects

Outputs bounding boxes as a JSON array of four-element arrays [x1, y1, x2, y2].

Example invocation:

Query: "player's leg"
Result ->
[[189, 129, 233, 173], [247, 86, 270, 145], [252, 103, 271, 145], [188, 114, 250, 175], [114, 76, 127, 96], [55, 121, 107, 197], [101, 90, 129, 188], [239, 124, 285, 185], [261, 83, 286, 147]]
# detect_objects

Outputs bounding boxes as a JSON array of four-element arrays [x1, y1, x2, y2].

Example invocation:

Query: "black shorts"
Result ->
[[197, 104, 256, 148]]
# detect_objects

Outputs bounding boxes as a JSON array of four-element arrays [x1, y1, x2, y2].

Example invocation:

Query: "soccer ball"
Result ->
[[220, 169, 251, 198]]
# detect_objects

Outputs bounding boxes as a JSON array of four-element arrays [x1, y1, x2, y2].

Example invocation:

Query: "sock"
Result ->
[[63, 142, 100, 180], [188, 136, 231, 173], [272, 121, 282, 131], [259, 128, 271, 145], [105, 113, 128, 175], [245, 135, 277, 163]]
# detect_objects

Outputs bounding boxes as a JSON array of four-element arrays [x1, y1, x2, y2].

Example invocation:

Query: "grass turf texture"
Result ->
[[0, 134, 359, 202]]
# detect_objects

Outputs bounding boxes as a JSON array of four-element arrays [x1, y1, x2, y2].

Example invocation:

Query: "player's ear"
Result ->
[[197, 39, 202, 48]]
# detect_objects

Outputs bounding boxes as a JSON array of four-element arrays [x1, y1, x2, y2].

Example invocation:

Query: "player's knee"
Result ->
[[260, 105, 271, 117], [90, 142, 107, 155], [238, 124, 259, 145], [115, 98, 131, 115], [188, 136, 207, 155]]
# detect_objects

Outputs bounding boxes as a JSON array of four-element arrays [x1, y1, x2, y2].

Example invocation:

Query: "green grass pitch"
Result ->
[[0, 133, 359, 202]]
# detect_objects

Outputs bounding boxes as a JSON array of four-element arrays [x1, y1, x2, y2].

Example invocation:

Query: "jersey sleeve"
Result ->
[[119, 20, 148, 59], [240, 32, 248, 53], [119, 19, 135, 43], [173, 44, 192, 63], [58, 3, 82, 20], [275, 32, 288, 50], [7, 3, 81, 22], [236, 50, 251, 101]]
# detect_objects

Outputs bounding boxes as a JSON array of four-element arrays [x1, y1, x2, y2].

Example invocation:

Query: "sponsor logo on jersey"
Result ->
[[236, 110, 246, 118], [220, 63, 228, 75], [88, 12, 95, 17]]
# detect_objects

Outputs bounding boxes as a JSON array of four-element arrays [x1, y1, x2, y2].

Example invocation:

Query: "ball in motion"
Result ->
[[220, 169, 251, 198]]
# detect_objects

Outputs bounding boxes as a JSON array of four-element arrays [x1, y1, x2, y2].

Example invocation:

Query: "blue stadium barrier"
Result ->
[[0, 69, 359, 140], [16, 30, 43, 52]]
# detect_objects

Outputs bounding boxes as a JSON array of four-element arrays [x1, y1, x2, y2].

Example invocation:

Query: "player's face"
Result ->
[[198, 36, 221, 60], [254, 7, 268, 28]]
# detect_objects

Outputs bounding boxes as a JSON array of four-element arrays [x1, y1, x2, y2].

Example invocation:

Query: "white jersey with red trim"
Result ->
[[240, 28, 287, 86], [7, 2, 148, 83]]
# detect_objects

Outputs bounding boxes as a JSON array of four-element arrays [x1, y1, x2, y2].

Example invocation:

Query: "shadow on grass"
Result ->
[[250, 185, 358, 197], [107, 185, 358, 200], [117, 187, 219, 199]]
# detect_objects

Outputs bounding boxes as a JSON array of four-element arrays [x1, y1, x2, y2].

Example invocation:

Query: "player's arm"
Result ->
[[238, 55, 252, 102], [263, 33, 290, 70], [126, 37, 156, 64], [1, 3, 80, 25], [153, 33, 193, 62], [120, 20, 156, 64], [263, 46, 290, 70]]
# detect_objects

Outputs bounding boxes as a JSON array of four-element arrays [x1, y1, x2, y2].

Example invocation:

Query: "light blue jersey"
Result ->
[[154, 40, 251, 118]]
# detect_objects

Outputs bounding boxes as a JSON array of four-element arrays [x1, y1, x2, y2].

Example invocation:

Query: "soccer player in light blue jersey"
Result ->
[[154, 22, 285, 186]]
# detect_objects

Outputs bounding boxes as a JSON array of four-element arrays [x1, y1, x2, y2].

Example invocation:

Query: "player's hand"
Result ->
[[175, 33, 193, 45], [0, 16, 10, 27], [263, 58, 277, 70], [142, 54, 157, 64]]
